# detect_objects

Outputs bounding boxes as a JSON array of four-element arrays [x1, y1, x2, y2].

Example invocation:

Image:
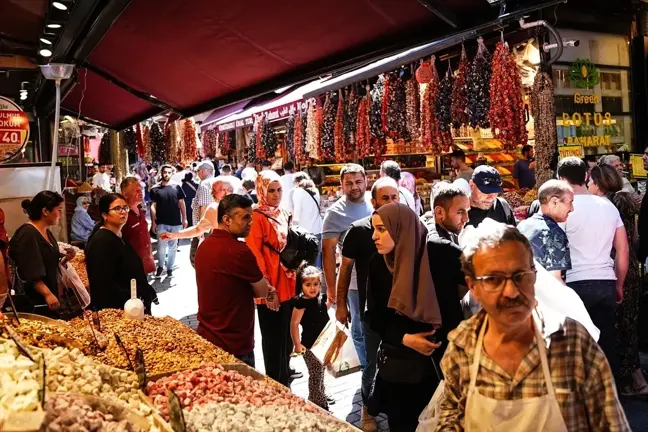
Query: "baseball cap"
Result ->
[[471, 165, 503, 194], [197, 161, 214, 171]]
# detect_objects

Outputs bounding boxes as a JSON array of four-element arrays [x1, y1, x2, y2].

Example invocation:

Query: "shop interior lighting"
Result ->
[[39, 49, 52, 57], [47, 23, 62, 28], [40, 38, 52, 45], [52, 2, 68, 11]]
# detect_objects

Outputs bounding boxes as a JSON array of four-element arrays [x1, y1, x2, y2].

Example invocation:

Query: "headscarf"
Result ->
[[256, 170, 289, 250], [399, 172, 417, 197], [375, 202, 442, 327], [72, 196, 95, 241]]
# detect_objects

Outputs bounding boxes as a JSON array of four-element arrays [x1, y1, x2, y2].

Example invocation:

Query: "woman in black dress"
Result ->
[[9, 191, 77, 318], [85, 193, 157, 313]]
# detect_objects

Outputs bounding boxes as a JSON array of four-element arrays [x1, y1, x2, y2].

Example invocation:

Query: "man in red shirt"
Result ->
[[195, 194, 274, 367], [120, 177, 156, 274]]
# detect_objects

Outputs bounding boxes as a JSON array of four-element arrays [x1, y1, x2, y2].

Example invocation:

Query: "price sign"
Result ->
[[0, 96, 29, 163], [558, 145, 584, 160], [630, 154, 647, 178]]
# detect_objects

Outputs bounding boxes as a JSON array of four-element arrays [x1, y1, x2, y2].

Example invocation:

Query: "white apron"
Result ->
[[465, 316, 568, 432]]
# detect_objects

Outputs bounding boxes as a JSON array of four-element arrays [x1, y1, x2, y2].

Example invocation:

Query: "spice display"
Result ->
[[320, 94, 335, 160], [370, 76, 385, 140], [182, 119, 199, 163], [124, 127, 137, 154], [386, 74, 408, 141], [451, 46, 469, 129], [333, 91, 345, 162], [69, 310, 238, 374], [467, 37, 492, 129], [142, 126, 152, 163], [99, 133, 111, 165], [530, 71, 557, 186], [186, 402, 356, 432], [135, 123, 145, 159], [202, 129, 218, 159], [405, 77, 420, 140], [343, 88, 360, 158], [356, 93, 371, 159], [502, 191, 525, 208], [149, 123, 165, 164], [43, 394, 145, 432], [489, 41, 528, 150], [146, 363, 308, 421], [305, 102, 318, 160], [285, 112, 295, 160]]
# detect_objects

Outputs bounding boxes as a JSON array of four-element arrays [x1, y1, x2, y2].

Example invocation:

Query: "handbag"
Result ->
[[377, 342, 435, 384], [255, 211, 319, 270]]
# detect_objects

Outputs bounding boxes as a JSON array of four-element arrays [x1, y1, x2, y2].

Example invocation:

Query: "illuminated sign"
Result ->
[[0, 96, 30, 163], [561, 93, 612, 147]]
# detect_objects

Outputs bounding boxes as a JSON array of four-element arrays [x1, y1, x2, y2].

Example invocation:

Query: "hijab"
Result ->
[[375, 202, 442, 327], [256, 170, 289, 250], [73, 196, 95, 229]]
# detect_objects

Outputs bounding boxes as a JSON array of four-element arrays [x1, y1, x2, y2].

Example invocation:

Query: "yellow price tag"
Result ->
[[630, 154, 647, 178], [558, 145, 584, 160]]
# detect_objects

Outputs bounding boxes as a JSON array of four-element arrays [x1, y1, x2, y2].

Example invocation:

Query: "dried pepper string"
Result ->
[[451, 46, 469, 129]]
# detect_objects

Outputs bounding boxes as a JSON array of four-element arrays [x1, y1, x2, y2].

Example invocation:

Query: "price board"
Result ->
[[630, 154, 647, 178], [0, 96, 30, 163], [558, 145, 584, 160]]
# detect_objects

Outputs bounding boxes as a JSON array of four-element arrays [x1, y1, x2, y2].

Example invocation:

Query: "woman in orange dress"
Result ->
[[245, 170, 296, 386]]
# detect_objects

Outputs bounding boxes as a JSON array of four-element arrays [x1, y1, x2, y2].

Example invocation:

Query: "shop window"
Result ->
[[600, 71, 622, 91], [602, 96, 623, 113], [552, 69, 572, 89], [555, 95, 595, 114]]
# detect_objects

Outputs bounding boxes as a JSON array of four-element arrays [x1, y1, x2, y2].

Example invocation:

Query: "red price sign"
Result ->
[[0, 96, 30, 163]]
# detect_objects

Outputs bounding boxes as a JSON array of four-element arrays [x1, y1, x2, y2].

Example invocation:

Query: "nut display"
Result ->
[[69, 310, 238, 374], [146, 363, 313, 421], [43, 394, 144, 432], [186, 402, 356, 432], [1, 319, 94, 353]]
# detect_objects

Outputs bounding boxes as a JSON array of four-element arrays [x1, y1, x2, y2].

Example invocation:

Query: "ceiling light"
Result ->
[[47, 23, 62, 29], [20, 93, 27, 100], [40, 38, 52, 45], [39, 49, 53, 57], [52, 2, 68, 10]]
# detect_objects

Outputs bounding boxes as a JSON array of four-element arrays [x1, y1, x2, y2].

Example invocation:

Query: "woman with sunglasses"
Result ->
[[85, 193, 157, 313]]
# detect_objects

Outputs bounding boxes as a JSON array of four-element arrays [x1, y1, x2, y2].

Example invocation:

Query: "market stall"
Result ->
[[0, 310, 358, 431]]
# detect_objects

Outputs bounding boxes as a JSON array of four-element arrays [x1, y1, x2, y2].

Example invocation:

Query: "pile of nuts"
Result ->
[[146, 363, 312, 422], [1, 320, 94, 354], [69, 310, 238, 374], [186, 402, 356, 432], [43, 394, 144, 432], [69, 252, 89, 290]]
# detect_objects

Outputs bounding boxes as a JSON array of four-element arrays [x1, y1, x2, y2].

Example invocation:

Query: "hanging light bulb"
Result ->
[[52, 2, 68, 10], [39, 49, 52, 57], [40, 38, 52, 45], [47, 23, 62, 28]]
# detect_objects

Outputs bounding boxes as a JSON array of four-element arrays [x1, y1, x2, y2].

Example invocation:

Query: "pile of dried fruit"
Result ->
[[146, 363, 310, 422], [69, 310, 238, 374], [522, 188, 538, 205], [1, 319, 93, 353]]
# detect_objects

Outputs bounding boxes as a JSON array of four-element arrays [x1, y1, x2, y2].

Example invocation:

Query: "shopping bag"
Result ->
[[59, 263, 91, 309], [311, 320, 361, 378], [417, 379, 445, 432]]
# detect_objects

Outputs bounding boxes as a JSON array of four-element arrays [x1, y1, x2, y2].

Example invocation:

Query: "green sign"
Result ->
[[569, 59, 600, 89]]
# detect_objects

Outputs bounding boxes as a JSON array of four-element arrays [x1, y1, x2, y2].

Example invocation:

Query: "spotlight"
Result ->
[[47, 23, 62, 29], [40, 38, 52, 45], [39, 49, 53, 57], [20, 93, 27, 100], [52, 2, 68, 10]]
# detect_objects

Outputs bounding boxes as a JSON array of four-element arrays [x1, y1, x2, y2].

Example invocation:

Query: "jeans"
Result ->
[[156, 224, 181, 270], [361, 319, 381, 406], [568, 279, 618, 378], [348, 289, 366, 369]]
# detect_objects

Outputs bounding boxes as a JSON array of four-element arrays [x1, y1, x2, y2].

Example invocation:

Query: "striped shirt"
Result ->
[[192, 176, 214, 225], [437, 309, 630, 431]]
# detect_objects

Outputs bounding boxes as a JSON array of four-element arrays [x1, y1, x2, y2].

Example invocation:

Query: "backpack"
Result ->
[[254, 211, 319, 270]]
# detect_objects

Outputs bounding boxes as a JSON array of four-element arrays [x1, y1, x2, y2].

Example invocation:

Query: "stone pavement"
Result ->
[[150, 238, 648, 431]]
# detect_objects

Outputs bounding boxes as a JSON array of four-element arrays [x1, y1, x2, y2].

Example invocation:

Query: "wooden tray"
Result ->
[[137, 391, 174, 432]]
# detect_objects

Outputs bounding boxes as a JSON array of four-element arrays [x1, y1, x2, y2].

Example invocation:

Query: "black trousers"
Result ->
[[379, 375, 438, 432], [189, 237, 199, 268], [257, 302, 293, 387]]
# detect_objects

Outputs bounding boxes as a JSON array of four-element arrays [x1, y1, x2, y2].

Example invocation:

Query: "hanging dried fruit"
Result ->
[[248, 125, 257, 163], [286, 112, 295, 161], [135, 123, 145, 159], [387, 73, 409, 141], [150, 122, 165, 164], [166, 121, 181, 162], [405, 77, 420, 140], [334, 91, 345, 162], [489, 41, 528, 150], [319, 94, 335, 160], [451, 46, 469, 129], [98, 132, 111, 165], [381, 74, 390, 133], [530, 71, 557, 186], [356, 92, 371, 159], [124, 127, 137, 154], [181, 119, 198, 163], [343, 88, 360, 159], [142, 125, 151, 163], [467, 37, 492, 129], [436, 66, 453, 133], [202, 129, 218, 158], [255, 115, 265, 161], [370, 76, 385, 140], [305, 102, 318, 160], [294, 108, 304, 164], [261, 116, 278, 159]]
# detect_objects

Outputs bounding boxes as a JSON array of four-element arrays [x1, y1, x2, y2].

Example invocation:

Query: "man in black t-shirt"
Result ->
[[150, 165, 187, 277], [467, 165, 516, 228], [337, 177, 399, 430]]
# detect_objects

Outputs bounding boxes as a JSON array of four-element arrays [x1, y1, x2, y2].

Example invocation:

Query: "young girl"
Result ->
[[290, 264, 331, 410]]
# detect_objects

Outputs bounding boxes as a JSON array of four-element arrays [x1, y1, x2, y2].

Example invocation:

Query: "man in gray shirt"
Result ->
[[322, 164, 373, 375]]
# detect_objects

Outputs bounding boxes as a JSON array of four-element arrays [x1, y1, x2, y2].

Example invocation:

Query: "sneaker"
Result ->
[[167, 269, 173, 277], [155, 267, 163, 278], [326, 394, 336, 405], [361, 407, 377, 432], [290, 371, 303, 380]]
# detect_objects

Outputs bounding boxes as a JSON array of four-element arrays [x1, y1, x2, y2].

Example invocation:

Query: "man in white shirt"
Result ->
[[280, 161, 295, 212], [380, 160, 416, 212], [92, 164, 111, 191], [558, 156, 629, 379], [241, 162, 258, 182]]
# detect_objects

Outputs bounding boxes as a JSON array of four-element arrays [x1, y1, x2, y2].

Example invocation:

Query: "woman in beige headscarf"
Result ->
[[366, 202, 444, 432]]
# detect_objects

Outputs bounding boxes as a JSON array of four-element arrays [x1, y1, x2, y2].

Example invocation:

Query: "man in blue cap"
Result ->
[[467, 165, 516, 228]]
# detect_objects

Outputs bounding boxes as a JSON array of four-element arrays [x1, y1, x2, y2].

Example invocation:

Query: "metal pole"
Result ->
[[46, 80, 61, 190]]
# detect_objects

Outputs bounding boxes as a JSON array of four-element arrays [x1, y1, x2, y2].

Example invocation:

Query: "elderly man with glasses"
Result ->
[[436, 222, 629, 431]]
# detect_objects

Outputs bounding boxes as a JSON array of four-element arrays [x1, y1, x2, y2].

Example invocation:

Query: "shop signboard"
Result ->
[[630, 154, 647, 178], [0, 96, 30, 163], [215, 100, 307, 133], [558, 145, 584, 160]]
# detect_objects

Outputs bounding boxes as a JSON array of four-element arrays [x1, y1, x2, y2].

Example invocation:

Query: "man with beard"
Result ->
[[336, 177, 399, 431], [437, 222, 629, 431], [150, 165, 187, 277], [450, 149, 473, 182], [467, 165, 515, 228]]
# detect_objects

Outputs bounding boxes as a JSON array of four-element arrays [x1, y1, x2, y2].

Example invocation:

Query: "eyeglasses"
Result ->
[[472, 269, 536, 292], [109, 205, 130, 213]]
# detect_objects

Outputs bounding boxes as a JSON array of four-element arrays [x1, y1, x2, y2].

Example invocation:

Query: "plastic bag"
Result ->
[[417, 380, 445, 432], [311, 320, 361, 378], [59, 263, 90, 309]]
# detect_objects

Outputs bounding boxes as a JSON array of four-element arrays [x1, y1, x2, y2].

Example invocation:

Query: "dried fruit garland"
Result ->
[[286, 112, 295, 160], [467, 38, 492, 129], [149, 122, 165, 164], [333, 91, 345, 162], [420, 57, 448, 155], [387, 74, 409, 141], [370, 76, 385, 140], [142, 125, 151, 163], [489, 41, 528, 150], [436, 66, 453, 133], [135, 123, 145, 159], [202, 129, 218, 158], [320, 93, 336, 160], [255, 116, 265, 161], [181, 119, 198, 163], [530, 71, 557, 186], [124, 127, 137, 154], [248, 125, 258, 163], [261, 117, 278, 159], [405, 77, 420, 140], [381, 74, 390, 133], [98, 132, 111, 165], [356, 92, 371, 159], [451, 46, 469, 129], [166, 121, 181, 162], [294, 109, 307, 165], [305, 102, 318, 160]]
